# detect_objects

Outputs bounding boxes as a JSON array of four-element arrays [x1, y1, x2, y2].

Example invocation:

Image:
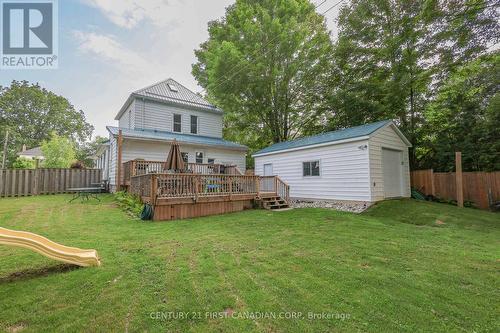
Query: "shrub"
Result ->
[[12, 157, 35, 169], [70, 161, 85, 169], [114, 191, 143, 217]]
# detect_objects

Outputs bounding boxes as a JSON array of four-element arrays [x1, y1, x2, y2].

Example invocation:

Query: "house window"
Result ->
[[173, 114, 182, 133], [196, 152, 204, 164], [190, 115, 198, 134], [303, 161, 320, 177], [208, 158, 215, 164], [181, 152, 189, 163]]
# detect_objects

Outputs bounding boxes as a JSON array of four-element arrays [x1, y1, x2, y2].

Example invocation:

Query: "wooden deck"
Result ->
[[128, 173, 289, 221]]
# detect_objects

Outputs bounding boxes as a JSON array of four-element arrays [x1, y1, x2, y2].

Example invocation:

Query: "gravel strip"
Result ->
[[289, 199, 373, 213]]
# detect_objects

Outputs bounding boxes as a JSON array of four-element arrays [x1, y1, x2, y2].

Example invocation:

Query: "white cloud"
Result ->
[[83, 0, 187, 29], [73, 31, 152, 76]]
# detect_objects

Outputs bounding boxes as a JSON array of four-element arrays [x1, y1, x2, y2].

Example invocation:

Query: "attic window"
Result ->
[[168, 83, 178, 92]]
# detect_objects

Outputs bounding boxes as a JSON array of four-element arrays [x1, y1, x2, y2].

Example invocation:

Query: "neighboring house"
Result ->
[[253, 120, 412, 202], [17, 145, 44, 160], [96, 78, 248, 191]]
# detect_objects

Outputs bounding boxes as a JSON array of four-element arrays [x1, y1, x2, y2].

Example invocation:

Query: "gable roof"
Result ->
[[18, 146, 43, 157], [253, 120, 411, 156], [107, 126, 248, 151], [115, 78, 221, 120]]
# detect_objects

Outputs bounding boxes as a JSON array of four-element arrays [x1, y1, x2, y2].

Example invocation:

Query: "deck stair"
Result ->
[[261, 196, 289, 210]]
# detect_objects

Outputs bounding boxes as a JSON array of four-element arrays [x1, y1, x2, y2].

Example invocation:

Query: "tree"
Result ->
[[12, 157, 35, 169], [41, 133, 76, 168], [420, 53, 499, 171], [75, 136, 108, 167], [193, 0, 334, 151], [324, 0, 499, 168], [0, 81, 94, 167]]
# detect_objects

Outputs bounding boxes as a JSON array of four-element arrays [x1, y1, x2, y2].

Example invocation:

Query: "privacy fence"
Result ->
[[0, 168, 102, 197], [411, 169, 500, 210]]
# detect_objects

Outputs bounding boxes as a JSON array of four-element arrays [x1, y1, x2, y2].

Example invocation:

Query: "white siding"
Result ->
[[108, 134, 117, 187], [133, 98, 223, 138], [368, 125, 411, 201], [255, 140, 371, 201], [118, 100, 135, 129], [107, 139, 246, 187]]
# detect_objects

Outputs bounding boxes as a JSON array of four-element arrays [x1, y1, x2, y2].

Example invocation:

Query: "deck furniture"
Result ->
[[67, 187, 103, 202]]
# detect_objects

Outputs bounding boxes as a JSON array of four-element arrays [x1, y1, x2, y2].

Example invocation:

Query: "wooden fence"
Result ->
[[0, 169, 102, 197], [411, 169, 500, 209]]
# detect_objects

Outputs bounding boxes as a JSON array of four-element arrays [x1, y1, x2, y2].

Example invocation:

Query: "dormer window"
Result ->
[[173, 114, 182, 132], [168, 83, 178, 92]]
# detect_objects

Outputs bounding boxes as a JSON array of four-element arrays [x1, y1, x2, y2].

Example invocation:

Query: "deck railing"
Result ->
[[155, 174, 259, 199], [123, 160, 242, 184], [259, 176, 290, 202]]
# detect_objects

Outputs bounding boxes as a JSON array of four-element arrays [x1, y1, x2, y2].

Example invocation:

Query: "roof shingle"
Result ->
[[253, 120, 393, 156], [107, 126, 247, 151]]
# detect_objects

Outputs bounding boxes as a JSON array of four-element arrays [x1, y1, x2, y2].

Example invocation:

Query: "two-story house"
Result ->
[[97, 78, 248, 191]]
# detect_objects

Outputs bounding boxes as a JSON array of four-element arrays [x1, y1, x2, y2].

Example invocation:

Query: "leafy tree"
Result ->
[[323, 0, 498, 168], [41, 133, 76, 168], [420, 53, 499, 171], [0, 80, 94, 167], [12, 157, 35, 169], [75, 136, 108, 167], [193, 0, 334, 150]]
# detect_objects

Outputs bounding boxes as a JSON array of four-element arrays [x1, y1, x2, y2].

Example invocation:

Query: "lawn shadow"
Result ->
[[0, 263, 80, 284]]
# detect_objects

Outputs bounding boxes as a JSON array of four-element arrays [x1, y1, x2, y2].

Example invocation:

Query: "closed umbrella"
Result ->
[[164, 139, 185, 172]]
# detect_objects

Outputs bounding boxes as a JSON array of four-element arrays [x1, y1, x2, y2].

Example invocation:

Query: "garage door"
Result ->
[[382, 148, 403, 198]]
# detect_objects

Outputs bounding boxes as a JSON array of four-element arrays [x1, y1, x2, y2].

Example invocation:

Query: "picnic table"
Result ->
[[67, 187, 103, 202]]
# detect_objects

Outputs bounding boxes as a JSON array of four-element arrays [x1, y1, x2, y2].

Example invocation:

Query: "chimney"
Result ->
[[22, 144, 26, 152]]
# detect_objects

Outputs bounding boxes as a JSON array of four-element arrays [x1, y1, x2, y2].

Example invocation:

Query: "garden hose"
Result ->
[[140, 203, 154, 221]]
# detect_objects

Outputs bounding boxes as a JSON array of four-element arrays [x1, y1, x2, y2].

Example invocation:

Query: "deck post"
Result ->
[[229, 177, 233, 200], [150, 174, 157, 205], [194, 175, 199, 202], [256, 176, 260, 197]]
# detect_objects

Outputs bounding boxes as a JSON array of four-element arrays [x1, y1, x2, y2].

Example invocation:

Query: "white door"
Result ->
[[382, 148, 403, 198], [263, 163, 273, 176]]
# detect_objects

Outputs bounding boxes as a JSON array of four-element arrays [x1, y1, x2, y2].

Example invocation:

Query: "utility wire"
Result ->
[[202, 0, 347, 95]]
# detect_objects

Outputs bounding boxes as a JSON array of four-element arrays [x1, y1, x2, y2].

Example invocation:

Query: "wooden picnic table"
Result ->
[[67, 187, 103, 202]]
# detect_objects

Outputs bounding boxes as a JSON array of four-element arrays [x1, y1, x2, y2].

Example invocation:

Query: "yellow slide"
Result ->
[[0, 227, 100, 267]]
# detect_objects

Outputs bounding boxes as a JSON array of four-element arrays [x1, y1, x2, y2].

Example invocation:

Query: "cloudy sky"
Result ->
[[0, 0, 343, 137]]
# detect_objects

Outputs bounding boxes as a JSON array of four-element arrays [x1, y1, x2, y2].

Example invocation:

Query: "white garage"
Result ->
[[253, 120, 412, 202]]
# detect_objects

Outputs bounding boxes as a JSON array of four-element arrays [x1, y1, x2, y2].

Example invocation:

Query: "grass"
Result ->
[[0, 195, 498, 332]]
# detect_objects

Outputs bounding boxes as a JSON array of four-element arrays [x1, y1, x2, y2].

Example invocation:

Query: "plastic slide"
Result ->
[[0, 227, 100, 267]]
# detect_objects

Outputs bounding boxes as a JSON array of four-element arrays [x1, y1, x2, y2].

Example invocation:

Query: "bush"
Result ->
[[114, 191, 143, 217], [70, 161, 85, 169], [12, 157, 35, 169]]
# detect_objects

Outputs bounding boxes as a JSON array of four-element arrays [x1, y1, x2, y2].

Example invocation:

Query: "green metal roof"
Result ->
[[254, 120, 393, 156], [107, 126, 247, 151]]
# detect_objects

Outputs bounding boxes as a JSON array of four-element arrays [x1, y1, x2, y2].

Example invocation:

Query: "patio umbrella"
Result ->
[[164, 139, 185, 172]]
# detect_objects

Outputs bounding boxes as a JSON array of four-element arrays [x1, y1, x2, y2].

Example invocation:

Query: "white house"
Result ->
[[253, 120, 412, 202], [17, 145, 44, 160], [95, 78, 248, 191]]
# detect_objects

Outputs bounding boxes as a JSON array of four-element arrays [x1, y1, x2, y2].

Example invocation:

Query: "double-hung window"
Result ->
[[190, 115, 198, 134], [303, 160, 320, 177], [173, 114, 182, 133], [196, 152, 204, 164]]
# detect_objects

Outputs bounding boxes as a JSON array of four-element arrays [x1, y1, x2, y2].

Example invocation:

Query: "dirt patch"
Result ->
[[6, 323, 27, 332], [0, 264, 79, 284], [435, 219, 446, 226]]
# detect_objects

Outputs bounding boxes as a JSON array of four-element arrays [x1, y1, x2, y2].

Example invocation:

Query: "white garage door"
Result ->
[[382, 148, 403, 198]]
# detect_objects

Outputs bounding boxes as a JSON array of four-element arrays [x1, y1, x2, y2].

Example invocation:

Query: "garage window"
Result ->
[[303, 161, 320, 177]]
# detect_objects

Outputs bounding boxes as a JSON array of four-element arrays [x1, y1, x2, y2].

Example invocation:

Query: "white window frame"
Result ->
[[181, 152, 189, 163], [195, 151, 204, 164], [302, 160, 320, 177], [190, 115, 198, 134], [173, 114, 182, 133]]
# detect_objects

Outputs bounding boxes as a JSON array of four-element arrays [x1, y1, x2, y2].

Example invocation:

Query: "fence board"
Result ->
[[0, 169, 102, 198], [411, 169, 500, 210]]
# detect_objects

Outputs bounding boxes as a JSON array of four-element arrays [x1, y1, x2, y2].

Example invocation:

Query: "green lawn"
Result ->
[[0, 195, 498, 332]]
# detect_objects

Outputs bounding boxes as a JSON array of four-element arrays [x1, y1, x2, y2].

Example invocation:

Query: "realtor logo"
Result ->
[[1, 0, 58, 69]]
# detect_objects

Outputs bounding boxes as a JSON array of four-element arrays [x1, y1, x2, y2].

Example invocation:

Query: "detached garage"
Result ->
[[253, 120, 412, 202]]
